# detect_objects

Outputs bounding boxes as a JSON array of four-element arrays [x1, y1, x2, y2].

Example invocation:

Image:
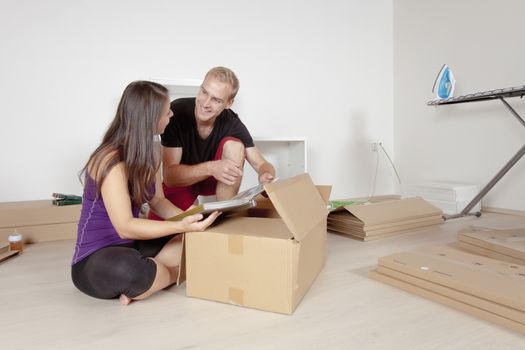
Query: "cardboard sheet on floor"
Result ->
[[0, 244, 19, 263], [0, 200, 81, 243], [370, 244, 525, 334], [458, 228, 525, 265], [369, 270, 525, 335]]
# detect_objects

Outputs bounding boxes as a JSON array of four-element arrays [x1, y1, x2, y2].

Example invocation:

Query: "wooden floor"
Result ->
[[2, 212, 525, 349]]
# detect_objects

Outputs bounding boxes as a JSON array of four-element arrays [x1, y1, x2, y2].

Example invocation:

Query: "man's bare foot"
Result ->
[[119, 294, 132, 306]]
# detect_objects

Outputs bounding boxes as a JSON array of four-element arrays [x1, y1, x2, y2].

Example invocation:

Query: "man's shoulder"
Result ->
[[220, 108, 241, 122], [171, 97, 195, 110]]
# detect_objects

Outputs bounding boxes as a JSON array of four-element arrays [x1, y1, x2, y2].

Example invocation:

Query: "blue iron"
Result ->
[[432, 64, 455, 99]]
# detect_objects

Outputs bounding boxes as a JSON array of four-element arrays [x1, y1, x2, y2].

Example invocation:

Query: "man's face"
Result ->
[[194, 76, 233, 124]]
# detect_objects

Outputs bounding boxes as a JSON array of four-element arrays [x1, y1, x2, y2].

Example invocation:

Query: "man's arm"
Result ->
[[162, 146, 210, 187], [162, 146, 244, 187], [245, 147, 276, 183]]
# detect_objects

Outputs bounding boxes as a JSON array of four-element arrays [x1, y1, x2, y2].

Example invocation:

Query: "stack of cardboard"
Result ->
[[328, 197, 443, 241], [458, 227, 525, 266], [370, 245, 525, 334], [0, 200, 81, 244]]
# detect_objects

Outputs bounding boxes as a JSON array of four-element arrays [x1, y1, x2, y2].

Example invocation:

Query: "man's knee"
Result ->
[[222, 139, 245, 163]]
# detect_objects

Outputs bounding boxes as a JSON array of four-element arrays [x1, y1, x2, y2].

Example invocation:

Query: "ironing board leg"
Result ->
[[444, 98, 525, 220]]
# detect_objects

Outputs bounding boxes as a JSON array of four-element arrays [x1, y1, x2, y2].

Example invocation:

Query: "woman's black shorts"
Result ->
[[71, 234, 175, 299]]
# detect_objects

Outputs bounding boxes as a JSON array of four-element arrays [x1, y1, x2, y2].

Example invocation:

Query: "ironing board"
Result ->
[[427, 85, 525, 220]]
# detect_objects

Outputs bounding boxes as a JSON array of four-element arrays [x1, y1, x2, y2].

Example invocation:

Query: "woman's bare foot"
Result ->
[[119, 294, 132, 306]]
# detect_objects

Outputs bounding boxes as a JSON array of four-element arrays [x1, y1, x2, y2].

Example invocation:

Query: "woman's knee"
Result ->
[[115, 256, 157, 298]]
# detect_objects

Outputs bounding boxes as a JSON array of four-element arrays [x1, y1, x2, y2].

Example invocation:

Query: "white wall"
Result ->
[[394, 0, 525, 211], [0, 0, 394, 202]]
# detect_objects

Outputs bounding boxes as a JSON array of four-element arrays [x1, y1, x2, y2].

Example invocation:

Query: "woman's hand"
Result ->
[[181, 211, 221, 232]]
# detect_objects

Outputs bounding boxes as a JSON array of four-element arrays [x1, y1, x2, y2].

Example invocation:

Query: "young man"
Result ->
[[150, 67, 275, 217]]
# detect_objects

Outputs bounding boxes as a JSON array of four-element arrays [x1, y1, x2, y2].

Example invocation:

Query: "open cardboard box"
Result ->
[[184, 173, 330, 314]]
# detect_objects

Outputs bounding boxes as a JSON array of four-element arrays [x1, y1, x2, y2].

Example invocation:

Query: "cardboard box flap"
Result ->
[[264, 173, 328, 242], [341, 197, 442, 226], [315, 185, 332, 205]]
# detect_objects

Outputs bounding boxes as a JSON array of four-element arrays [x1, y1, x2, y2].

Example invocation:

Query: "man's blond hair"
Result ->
[[204, 66, 240, 100]]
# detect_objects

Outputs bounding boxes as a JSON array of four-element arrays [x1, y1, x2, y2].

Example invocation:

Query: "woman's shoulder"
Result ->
[[87, 147, 123, 182]]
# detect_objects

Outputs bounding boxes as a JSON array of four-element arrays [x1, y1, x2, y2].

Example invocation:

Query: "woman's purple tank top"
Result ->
[[71, 174, 139, 265]]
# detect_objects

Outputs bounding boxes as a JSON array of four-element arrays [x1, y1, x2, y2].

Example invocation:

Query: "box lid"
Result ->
[[264, 173, 328, 242]]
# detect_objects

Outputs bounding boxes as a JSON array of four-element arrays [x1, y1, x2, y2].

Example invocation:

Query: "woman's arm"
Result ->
[[101, 162, 219, 240], [148, 167, 184, 219]]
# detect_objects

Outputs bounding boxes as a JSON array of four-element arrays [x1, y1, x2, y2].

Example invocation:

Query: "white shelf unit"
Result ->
[[240, 137, 307, 191]]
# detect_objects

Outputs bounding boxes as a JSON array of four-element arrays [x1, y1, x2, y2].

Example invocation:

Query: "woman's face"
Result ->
[[157, 98, 173, 134]]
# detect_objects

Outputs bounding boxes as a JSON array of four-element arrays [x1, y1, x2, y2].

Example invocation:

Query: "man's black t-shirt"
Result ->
[[160, 98, 254, 165]]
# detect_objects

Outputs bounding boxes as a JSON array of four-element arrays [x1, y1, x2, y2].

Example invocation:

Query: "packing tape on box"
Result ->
[[228, 287, 244, 306], [228, 235, 244, 255]]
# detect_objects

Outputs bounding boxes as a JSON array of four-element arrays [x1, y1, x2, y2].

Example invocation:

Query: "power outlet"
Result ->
[[371, 142, 379, 152]]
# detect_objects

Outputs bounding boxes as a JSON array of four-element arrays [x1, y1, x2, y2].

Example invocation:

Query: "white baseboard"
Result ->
[[482, 206, 525, 217]]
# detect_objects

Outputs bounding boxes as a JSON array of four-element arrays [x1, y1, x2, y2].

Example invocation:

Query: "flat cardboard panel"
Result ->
[[329, 223, 438, 241], [328, 216, 443, 236], [458, 228, 525, 261], [265, 173, 328, 242], [377, 265, 525, 324], [342, 197, 442, 226], [0, 244, 20, 263], [328, 213, 442, 230], [0, 222, 78, 244], [458, 241, 525, 266], [0, 200, 81, 228], [369, 270, 525, 335], [378, 245, 525, 311], [327, 197, 442, 240]]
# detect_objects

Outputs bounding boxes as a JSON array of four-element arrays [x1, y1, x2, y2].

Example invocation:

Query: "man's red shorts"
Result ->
[[148, 137, 241, 220]]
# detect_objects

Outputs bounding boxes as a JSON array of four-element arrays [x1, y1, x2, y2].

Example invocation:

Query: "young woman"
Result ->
[[71, 81, 220, 305]]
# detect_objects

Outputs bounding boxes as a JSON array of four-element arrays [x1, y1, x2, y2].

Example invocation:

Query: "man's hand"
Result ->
[[209, 159, 243, 185], [259, 172, 274, 184], [181, 211, 221, 232]]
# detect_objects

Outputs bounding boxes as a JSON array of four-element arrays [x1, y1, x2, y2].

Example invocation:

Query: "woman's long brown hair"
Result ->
[[80, 81, 169, 206]]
